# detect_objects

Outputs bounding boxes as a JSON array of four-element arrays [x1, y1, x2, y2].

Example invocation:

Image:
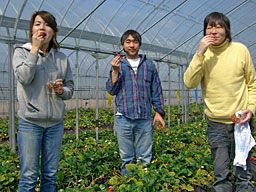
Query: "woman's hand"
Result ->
[[53, 79, 64, 95], [31, 30, 46, 53]]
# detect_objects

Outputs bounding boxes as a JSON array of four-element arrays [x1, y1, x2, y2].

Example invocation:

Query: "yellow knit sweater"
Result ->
[[184, 40, 256, 124]]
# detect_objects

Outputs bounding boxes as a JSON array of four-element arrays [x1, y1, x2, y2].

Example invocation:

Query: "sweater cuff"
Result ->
[[194, 52, 204, 62]]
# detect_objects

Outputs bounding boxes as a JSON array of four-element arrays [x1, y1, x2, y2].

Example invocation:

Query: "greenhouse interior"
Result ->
[[1, 0, 256, 191]]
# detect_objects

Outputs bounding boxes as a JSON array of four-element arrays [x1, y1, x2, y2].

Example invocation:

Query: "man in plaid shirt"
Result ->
[[106, 29, 165, 174]]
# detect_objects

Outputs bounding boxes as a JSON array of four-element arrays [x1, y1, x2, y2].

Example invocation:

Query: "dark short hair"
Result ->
[[120, 30, 142, 46], [29, 10, 59, 50], [203, 12, 232, 42]]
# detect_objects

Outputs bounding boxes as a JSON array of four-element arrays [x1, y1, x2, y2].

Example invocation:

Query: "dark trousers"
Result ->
[[207, 119, 254, 192]]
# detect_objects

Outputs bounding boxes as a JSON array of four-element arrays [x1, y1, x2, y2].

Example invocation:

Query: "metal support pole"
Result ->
[[91, 52, 108, 140], [186, 87, 190, 121], [8, 43, 15, 152], [95, 55, 99, 141], [177, 66, 181, 126], [168, 64, 171, 128], [75, 50, 79, 140], [181, 65, 186, 123]]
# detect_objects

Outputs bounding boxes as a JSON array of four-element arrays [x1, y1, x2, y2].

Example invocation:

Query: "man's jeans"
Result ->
[[114, 115, 153, 174], [17, 118, 64, 192], [207, 119, 254, 192]]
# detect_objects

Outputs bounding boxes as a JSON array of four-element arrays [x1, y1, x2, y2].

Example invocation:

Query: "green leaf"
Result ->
[[0, 175, 6, 182]]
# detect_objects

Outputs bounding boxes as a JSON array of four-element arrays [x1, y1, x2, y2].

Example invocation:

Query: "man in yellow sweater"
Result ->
[[184, 12, 256, 192]]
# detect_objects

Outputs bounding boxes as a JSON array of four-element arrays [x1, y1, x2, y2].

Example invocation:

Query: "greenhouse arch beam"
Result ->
[[59, 0, 107, 44], [0, 15, 188, 63], [159, 0, 250, 62], [141, 0, 189, 35]]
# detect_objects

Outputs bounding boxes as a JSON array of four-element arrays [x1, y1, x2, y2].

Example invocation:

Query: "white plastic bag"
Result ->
[[233, 112, 255, 170]]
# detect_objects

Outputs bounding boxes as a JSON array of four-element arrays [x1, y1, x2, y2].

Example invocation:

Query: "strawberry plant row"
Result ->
[[0, 119, 216, 191]]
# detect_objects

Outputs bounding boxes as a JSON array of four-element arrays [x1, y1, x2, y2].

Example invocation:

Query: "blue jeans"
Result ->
[[17, 118, 64, 192], [114, 115, 153, 174], [207, 119, 254, 192]]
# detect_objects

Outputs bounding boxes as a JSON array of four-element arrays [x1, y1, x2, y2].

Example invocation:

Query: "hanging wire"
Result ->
[[233, 21, 256, 38], [37, 0, 45, 11], [59, 0, 107, 44], [0, 0, 11, 26], [159, 30, 201, 61], [111, 0, 189, 56], [225, 0, 249, 15], [98, 0, 129, 44], [141, 0, 189, 35], [158, 0, 250, 62], [59, 0, 75, 26], [13, 0, 28, 40], [136, 0, 166, 32]]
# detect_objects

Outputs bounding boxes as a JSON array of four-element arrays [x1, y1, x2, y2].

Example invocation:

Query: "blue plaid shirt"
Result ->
[[106, 54, 165, 120]]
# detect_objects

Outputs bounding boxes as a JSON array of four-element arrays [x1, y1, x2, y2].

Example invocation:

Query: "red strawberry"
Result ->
[[231, 114, 240, 123], [108, 186, 114, 192]]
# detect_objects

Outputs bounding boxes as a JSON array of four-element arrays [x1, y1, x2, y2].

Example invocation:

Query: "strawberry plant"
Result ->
[[0, 104, 255, 191]]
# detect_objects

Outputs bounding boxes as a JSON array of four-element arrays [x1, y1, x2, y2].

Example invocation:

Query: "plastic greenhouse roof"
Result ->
[[1, 0, 256, 66]]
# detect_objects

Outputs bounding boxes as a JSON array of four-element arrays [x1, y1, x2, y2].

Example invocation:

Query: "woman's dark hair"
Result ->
[[29, 11, 59, 50], [203, 12, 232, 42], [121, 29, 142, 46]]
